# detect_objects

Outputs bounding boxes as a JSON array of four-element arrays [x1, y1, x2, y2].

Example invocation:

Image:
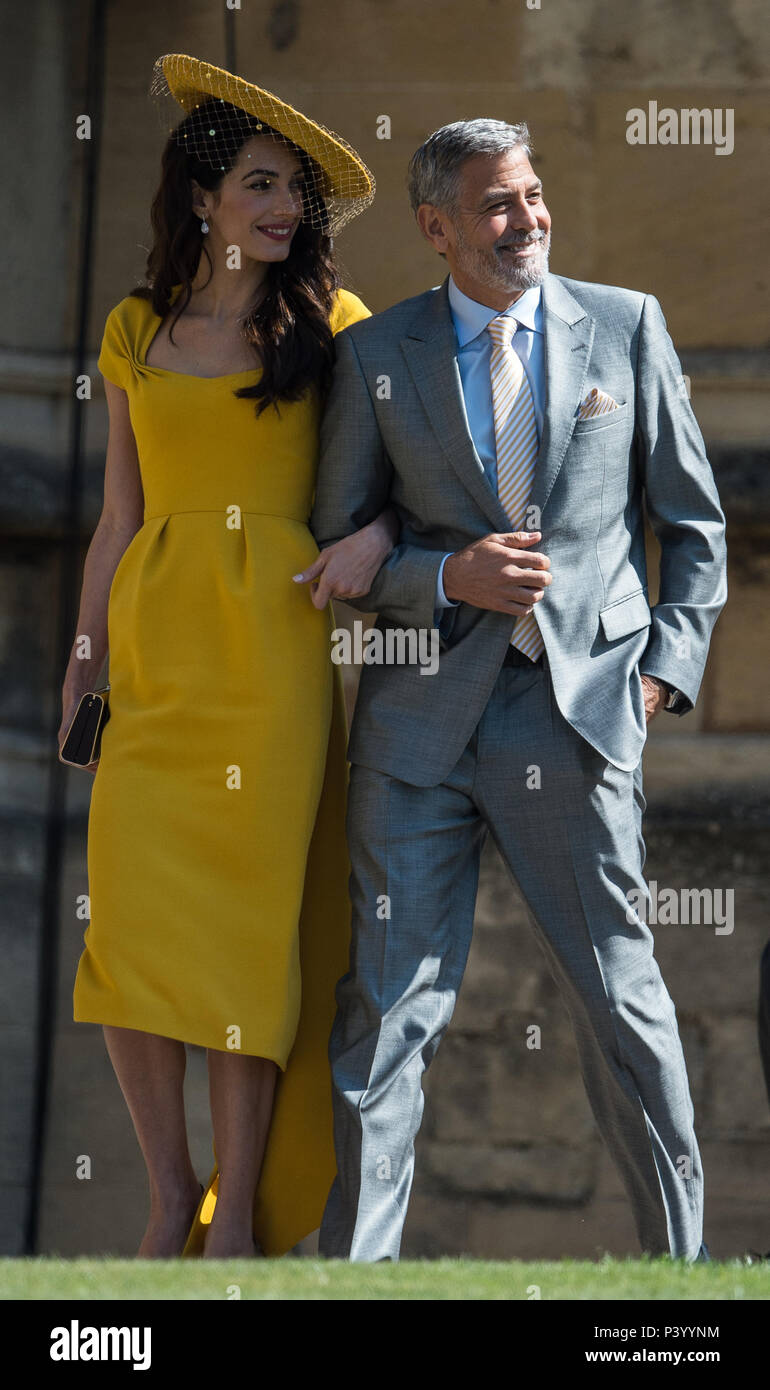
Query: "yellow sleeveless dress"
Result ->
[[73, 284, 370, 1256]]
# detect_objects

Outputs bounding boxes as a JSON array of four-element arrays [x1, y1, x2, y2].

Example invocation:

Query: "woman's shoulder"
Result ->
[[98, 291, 155, 388], [330, 287, 371, 335], [103, 290, 156, 338], [101, 290, 157, 345]]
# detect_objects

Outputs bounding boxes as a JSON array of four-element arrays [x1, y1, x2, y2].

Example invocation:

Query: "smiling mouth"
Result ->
[[257, 225, 294, 240], [500, 241, 540, 254]]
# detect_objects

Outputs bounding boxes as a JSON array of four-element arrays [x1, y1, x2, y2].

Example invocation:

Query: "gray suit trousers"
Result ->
[[318, 651, 703, 1261]]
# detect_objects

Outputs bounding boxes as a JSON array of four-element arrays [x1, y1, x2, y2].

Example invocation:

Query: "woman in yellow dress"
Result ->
[[58, 55, 393, 1258]]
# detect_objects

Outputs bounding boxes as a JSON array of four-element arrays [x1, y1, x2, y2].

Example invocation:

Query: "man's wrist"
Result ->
[[641, 672, 681, 710], [437, 552, 460, 608]]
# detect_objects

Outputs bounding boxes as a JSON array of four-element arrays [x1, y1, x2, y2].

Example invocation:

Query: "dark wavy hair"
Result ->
[[131, 99, 341, 415]]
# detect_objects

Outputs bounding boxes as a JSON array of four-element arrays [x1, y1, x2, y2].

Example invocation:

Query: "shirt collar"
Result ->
[[447, 274, 543, 348]]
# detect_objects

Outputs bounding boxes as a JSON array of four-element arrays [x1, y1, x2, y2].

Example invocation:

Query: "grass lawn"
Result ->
[[1, 1256, 768, 1300]]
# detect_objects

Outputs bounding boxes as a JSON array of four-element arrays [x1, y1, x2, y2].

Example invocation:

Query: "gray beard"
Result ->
[[454, 229, 550, 294]]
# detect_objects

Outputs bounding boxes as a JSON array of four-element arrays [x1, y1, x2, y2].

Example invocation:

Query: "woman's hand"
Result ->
[[58, 684, 100, 774], [294, 507, 399, 610], [56, 378, 143, 775]]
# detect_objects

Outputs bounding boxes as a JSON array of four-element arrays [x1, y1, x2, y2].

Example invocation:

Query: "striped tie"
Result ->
[[487, 314, 544, 661]]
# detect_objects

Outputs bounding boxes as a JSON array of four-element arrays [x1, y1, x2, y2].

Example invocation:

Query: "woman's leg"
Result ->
[[203, 1050, 279, 1258], [102, 1025, 201, 1257]]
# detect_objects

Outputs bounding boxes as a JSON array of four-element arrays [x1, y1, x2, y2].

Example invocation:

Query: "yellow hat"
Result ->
[[151, 53, 375, 234]]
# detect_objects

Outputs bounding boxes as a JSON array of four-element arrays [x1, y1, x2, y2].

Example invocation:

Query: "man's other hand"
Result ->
[[640, 674, 669, 723]]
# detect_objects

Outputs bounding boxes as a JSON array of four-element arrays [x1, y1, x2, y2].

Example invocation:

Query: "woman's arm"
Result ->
[[58, 379, 144, 769], [294, 504, 399, 610]]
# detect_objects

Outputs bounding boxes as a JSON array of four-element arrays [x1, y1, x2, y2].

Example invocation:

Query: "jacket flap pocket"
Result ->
[[599, 589, 651, 642]]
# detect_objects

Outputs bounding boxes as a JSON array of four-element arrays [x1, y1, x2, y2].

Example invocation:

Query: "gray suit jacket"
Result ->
[[310, 271, 727, 786]]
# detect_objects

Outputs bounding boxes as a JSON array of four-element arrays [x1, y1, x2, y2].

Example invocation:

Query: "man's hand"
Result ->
[[640, 674, 668, 723], [443, 531, 552, 613]]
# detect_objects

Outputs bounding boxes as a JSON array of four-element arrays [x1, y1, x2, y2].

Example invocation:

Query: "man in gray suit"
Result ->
[[307, 119, 727, 1262]]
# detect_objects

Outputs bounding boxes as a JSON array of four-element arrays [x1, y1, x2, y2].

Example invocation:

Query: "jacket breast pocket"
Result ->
[[599, 588, 651, 641], [572, 400, 631, 435]]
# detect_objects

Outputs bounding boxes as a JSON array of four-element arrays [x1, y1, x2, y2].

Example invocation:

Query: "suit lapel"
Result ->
[[400, 281, 509, 531], [530, 273, 595, 516], [399, 273, 594, 528]]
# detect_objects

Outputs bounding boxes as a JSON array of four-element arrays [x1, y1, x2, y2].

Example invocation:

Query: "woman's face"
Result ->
[[193, 133, 308, 264]]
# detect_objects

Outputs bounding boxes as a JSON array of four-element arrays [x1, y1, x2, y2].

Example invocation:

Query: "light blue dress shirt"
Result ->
[[435, 275, 545, 610]]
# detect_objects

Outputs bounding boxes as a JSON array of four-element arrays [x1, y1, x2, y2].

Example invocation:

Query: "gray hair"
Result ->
[[407, 118, 533, 217]]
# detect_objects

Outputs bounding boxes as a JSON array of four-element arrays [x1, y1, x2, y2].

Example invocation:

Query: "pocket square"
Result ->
[[577, 387, 622, 420]]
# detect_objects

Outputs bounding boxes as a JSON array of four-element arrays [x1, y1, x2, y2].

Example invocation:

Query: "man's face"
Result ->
[[418, 147, 551, 306]]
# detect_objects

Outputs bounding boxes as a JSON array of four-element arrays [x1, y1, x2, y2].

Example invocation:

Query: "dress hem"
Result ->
[[72, 1008, 289, 1071]]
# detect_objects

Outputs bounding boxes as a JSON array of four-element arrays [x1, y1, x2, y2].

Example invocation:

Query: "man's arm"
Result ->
[[312, 327, 552, 631], [635, 293, 728, 713], [310, 327, 447, 633]]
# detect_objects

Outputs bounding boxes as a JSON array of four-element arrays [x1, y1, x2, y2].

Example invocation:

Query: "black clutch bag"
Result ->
[[59, 686, 110, 768]]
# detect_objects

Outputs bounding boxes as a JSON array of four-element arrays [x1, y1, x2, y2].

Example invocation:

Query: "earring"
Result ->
[[200, 216, 209, 234]]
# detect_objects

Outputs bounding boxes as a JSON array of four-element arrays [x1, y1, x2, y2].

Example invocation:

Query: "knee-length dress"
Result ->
[[73, 284, 369, 1255]]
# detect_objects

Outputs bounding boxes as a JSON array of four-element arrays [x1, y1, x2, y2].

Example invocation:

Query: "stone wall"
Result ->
[[1, 0, 768, 1259]]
